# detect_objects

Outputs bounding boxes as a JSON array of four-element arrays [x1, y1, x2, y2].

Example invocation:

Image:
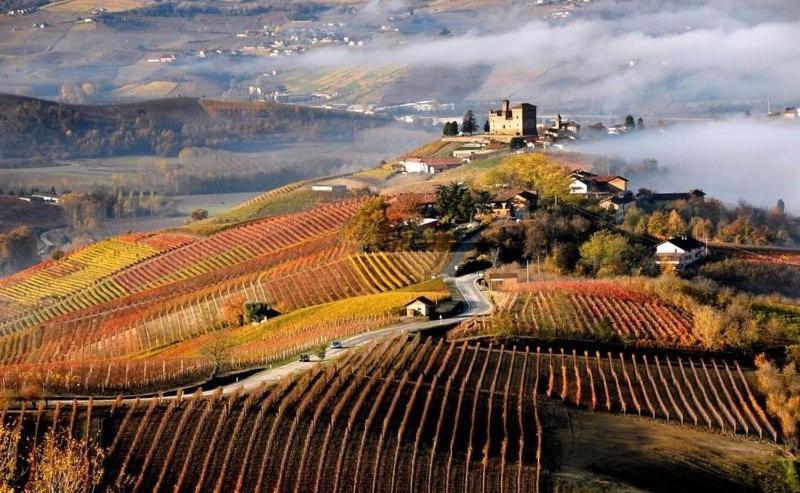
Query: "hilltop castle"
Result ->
[[488, 100, 537, 137]]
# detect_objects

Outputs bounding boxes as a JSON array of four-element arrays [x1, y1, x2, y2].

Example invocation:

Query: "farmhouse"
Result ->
[[599, 193, 636, 222], [569, 170, 628, 195], [401, 157, 462, 174], [488, 100, 537, 138], [655, 235, 706, 270], [487, 189, 538, 219], [404, 296, 435, 317]]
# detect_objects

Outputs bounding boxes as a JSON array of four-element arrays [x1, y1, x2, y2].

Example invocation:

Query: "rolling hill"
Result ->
[[0, 94, 384, 160]]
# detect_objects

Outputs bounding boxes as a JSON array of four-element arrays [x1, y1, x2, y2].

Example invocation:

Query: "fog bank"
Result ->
[[576, 119, 800, 212]]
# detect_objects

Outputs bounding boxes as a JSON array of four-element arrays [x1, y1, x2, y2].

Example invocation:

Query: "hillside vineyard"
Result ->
[[0, 336, 783, 493]]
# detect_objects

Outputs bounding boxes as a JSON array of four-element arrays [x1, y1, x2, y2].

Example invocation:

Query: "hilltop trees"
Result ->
[[462, 110, 477, 135], [442, 121, 459, 136]]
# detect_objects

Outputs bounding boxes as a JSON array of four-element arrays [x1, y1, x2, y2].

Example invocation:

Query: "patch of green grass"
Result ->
[[396, 277, 447, 293], [752, 302, 800, 326]]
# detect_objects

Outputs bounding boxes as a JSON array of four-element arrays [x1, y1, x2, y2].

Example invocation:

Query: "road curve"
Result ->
[[213, 271, 492, 394], [50, 272, 493, 403]]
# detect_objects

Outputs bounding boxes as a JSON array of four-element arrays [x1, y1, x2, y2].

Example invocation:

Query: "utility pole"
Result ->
[[537, 254, 541, 276], [526, 259, 530, 283]]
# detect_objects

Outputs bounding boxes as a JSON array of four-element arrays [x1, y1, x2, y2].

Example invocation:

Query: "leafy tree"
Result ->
[[201, 337, 233, 378], [462, 110, 477, 135], [220, 294, 246, 327], [190, 208, 209, 222], [509, 137, 525, 149], [434, 182, 474, 223], [27, 430, 105, 493], [442, 121, 459, 136], [637, 117, 645, 130], [579, 231, 630, 277], [666, 210, 688, 236], [244, 301, 273, 323], [755, 355, 800, 449], [483, 120, 490, 133], [343, 196, 390, 251], [472, 189, 495, 216], [484, 154, 571, 202]]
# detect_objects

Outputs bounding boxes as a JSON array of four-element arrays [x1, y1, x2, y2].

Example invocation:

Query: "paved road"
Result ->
[[52, 271, 493, 403], [213, 271, 492, 394]]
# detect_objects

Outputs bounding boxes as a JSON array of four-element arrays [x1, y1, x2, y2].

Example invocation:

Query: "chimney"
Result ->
[[502, 99, 510, 114]]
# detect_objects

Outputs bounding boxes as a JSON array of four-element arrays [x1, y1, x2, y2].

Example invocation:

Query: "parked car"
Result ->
[[299, 353, 311, 362], [331, 341, 343, 349]]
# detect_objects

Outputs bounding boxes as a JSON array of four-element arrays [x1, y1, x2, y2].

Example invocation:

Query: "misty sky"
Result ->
[[576, 119, 800, 213]]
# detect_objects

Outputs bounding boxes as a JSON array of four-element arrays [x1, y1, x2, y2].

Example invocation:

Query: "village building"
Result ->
[[655, 236, 707, 270], [487, 189, 538, 219], [401, 157, 462, 174], [636, 189, 705, 208], [404, 296, 435, 317], [540, 114, 581, 141], [568, 170, 628, 195], [599, 193, 636, 222], [488, 100, 537, 138]]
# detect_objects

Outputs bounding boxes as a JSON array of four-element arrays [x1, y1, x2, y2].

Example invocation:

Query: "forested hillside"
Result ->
[[0, 95, 381, 160]]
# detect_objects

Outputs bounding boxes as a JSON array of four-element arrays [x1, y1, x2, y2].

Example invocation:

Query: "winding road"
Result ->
[[50, 271, 492, 403], [212, 271, 492, 394]]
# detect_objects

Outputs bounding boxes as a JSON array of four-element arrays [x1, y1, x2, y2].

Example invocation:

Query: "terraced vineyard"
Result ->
[[0, 233, 195, 306], [453, 280, 697, 346], [0, 248, 445, 365], [0, 200, 365, 336]]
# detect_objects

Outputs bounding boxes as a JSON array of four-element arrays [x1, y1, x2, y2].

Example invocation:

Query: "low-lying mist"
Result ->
[[576, 118, 800, 213]]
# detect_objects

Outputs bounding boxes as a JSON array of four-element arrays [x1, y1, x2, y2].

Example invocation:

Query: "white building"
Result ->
[[655, 236, 706, 270], [401, 157, 462, 174], [404, 296, 435, 317]]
